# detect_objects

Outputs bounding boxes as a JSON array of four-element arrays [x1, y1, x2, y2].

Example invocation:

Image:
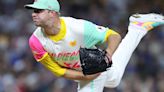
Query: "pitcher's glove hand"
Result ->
[[79, 47, 112, 75]]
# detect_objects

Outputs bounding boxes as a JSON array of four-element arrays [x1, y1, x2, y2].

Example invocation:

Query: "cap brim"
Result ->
[[24, 4, 44, 10]]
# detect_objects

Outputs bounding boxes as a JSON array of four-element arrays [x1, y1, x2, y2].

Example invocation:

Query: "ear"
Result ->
[[49, 11, 57, 16]]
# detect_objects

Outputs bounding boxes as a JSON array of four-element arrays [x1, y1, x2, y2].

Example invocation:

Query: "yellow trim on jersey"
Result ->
[[104, 29, 119, 41], [48, 18, 66, 42], [40, 54, 66, 77], [37, 53, 48, 62]]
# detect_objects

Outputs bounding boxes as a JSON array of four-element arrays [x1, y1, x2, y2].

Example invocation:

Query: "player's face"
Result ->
[[32, 9, 50, 26]]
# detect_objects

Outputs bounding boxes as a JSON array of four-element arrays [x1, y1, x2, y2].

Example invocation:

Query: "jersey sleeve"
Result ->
[[83, 20, 119, 48], [29, 34, 47, 62], [40, 54, 66, 77], [29, 34, 66, 76], [104, 29, 119, 42]]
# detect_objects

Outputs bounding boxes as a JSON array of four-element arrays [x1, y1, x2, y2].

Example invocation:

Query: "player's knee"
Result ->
[[111, 79, 120, 88], [105, 75, 121, 88], [111, 71, 123, 87], [111, 77, 121, 87]]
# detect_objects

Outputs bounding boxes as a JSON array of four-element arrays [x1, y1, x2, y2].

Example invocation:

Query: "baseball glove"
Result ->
[[79, 47, 112, 75]]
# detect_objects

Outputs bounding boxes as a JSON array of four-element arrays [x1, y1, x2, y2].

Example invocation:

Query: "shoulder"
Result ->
[[29, 27, 43, 47], [28, 33, 47, 61], [61, 16, 97, 31], [61, 16, 90, 25], [33, 27, 43, 36]]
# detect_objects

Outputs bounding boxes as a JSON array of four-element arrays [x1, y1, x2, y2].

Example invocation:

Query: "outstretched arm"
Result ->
[[63, 69, 100, 81], [40, 54, 100, 81]]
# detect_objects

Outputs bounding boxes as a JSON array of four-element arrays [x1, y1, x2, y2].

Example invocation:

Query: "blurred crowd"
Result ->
[[0, 0, 164, 92]]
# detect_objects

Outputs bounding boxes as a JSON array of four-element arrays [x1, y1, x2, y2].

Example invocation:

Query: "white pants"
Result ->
[[77, 24, 148, 92]]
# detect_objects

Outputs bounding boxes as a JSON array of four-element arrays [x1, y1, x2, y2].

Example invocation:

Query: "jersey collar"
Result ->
[[48, 18, 66, 42]]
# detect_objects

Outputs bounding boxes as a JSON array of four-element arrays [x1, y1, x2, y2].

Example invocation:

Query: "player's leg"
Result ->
[[105, 13, 164, 87], [77, 72, 107, 92]]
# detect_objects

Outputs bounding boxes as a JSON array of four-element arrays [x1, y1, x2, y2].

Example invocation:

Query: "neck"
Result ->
[[43, 17, 61, 36]]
